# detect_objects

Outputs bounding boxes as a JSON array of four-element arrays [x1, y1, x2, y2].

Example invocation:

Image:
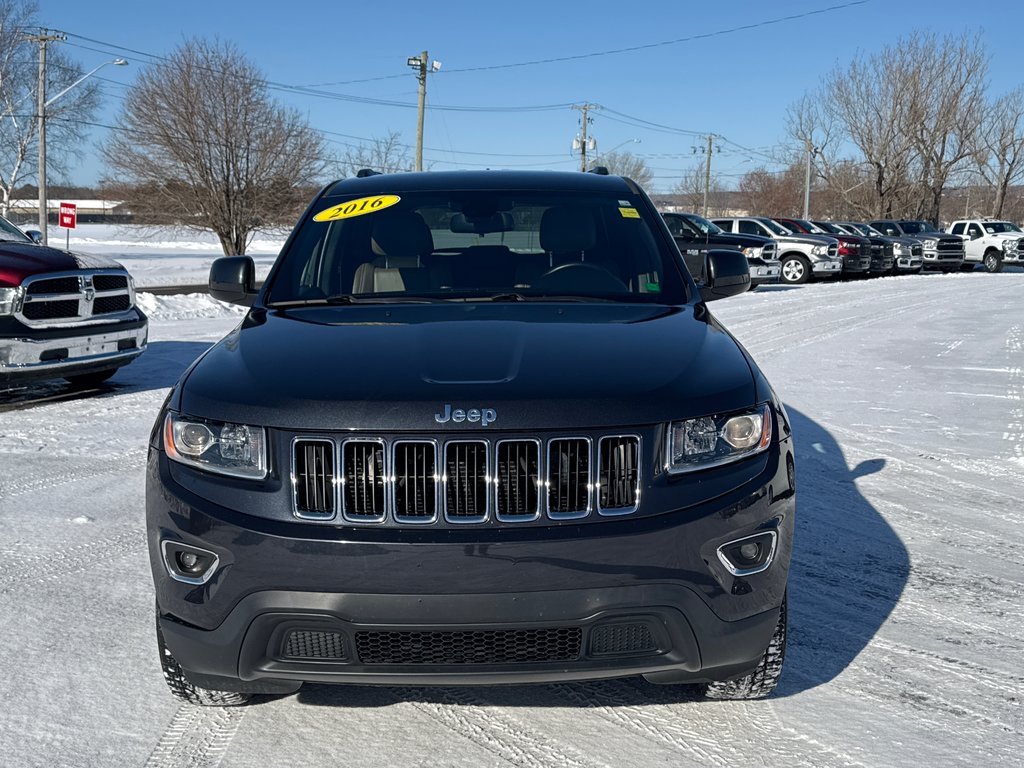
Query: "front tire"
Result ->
[[779, 255, 811, 285], [701, 595, 787, 700], [156, 612, 251, 707], [983, 250, 1004, 273]]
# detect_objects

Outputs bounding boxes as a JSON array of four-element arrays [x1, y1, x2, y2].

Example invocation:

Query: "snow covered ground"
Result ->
[[59, 223, 286, 287], [1, 262, 1022, 766]]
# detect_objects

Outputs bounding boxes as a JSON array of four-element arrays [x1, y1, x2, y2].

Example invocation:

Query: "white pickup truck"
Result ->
[[946, 219, 1023, 273]]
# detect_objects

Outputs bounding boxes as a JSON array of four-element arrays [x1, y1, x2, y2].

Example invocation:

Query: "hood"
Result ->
[[0, 242, 124, 286], [178, 303, 757, 431], [776, 233, 836, 247]]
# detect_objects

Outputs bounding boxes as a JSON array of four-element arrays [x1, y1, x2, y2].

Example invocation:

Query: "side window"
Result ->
[[737, 220, 760, 236], [950, 223, 964, 235], [711, 219, 731, 233]]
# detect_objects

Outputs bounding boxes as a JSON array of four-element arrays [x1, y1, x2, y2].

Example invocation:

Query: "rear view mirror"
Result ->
[[450, 212, 515, 234]]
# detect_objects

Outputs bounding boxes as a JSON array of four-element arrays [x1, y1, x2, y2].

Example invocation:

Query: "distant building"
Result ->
[[6, 199, 130, 225]]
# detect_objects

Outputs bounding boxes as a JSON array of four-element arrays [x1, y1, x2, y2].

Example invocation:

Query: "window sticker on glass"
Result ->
[[313, 195, 401, 222], [619, 207, 640, 219]]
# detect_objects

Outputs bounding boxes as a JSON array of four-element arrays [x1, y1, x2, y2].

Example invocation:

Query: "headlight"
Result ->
[[163, 412, 267, 479], [923, 238, 937, 249], [741, 246, 762, 258], [0, 286, 24, 316], [1003, 239, 1019, 251], [667, 403, 772, 474], [811, 245, 827, 256]]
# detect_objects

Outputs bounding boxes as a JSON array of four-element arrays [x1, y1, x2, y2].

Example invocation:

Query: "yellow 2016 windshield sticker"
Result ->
[[313, 194, 401, 222]]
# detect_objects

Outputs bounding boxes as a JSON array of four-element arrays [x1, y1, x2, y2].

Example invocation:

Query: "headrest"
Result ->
[[540, 206, 596, 253], [371, 210, 434, 262]]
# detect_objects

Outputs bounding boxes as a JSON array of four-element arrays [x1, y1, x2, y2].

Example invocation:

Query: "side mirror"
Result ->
[[700, 249, 750, 302], [24, 229, 42, 244], [210, 256, 257, 306]]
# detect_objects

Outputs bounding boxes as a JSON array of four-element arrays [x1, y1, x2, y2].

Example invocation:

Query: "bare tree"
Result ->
[[789, 31, 988, 223], [673, 164, 725, 214], [972, 88, 1024, 218], [337, 130, 413, 177], [0, 1, 100, 216], [103, 39, 329, 256], [738, 164, 805, 217], [592, 151, 653, 188]]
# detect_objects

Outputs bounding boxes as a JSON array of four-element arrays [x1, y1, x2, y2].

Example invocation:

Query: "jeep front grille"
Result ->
[[496, 440, 540, 520], [342, 440, 386, 521], [293, 439, 335, 519], [445, 441, 488, 521], [16, 270, 135, 328], [291, 434, 640, 525], [599, 436, 640, 513], [548, 438, 591, 518], [393, 442, 437, 522]]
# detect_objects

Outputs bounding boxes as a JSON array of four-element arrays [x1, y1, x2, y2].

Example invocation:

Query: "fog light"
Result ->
[[176, 551, 200, 572], [717, 531, 777, 576], [738, 542, 760, 562], [161, 541, 220, 585]]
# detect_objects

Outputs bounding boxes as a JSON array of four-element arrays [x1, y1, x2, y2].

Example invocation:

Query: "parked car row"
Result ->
[[658, 211, 1000, 285]]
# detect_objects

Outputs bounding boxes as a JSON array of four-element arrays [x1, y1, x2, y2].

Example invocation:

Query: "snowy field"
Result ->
[[1, 245, 1022, 766], [57, 223, 286, 287]]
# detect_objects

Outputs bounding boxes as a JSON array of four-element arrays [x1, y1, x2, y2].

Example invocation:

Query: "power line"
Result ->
[[433, 1, 869, 75]]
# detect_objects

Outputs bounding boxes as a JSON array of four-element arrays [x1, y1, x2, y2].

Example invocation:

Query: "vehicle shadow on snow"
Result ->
[[289, 406, 907, 708]]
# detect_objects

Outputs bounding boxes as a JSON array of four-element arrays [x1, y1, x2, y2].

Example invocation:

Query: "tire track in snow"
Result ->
[[399, 688, 599, 768], [1004, 326, 1024, 465], [0, 529, 144, 594], [0, 452, 146, 501], [550, 679, 866, 768], [144, 704, 245, 768]]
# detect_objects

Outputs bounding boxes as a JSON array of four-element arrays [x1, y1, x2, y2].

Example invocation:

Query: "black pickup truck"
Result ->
[[661, 212, 780, 287]]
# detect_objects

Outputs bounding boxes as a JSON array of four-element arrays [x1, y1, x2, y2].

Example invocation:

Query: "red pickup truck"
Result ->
[[0, 214, 147, 389]]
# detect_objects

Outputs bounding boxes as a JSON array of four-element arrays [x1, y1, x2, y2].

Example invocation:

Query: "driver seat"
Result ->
[[515, 206, 597, 287]]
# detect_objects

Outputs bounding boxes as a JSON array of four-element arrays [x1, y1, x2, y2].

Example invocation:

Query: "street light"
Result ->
[[37, 58, 128, 245]]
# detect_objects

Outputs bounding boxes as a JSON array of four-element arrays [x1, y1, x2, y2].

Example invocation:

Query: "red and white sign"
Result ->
[[59, 202, 77, 229]]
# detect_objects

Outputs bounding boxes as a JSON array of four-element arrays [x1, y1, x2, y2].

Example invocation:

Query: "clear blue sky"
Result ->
[[36, 0, 1024, 194]]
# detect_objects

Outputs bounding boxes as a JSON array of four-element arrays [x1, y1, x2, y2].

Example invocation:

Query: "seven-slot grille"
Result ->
[[16, 270, 134, 328], [292, 434, 640, 525]]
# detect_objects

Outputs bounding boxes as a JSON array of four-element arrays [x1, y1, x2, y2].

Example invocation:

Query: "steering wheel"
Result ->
[[534, 262, 629, 293]]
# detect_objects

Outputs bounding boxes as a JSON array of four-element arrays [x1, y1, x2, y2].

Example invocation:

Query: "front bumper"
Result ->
[[748, 259, 781, 287], [810, 258, 842, 276], [841, 254, 871, 274], [0, 312, 148, 384], [922, 250, 964, 269], [148, 435, 795, 689], [893, 255, 923, 272]]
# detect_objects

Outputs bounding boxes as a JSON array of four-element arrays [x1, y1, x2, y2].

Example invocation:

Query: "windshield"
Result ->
[[266, 189, 688, 306], [812, 221, 843, 235], [898, 221, 937, 234], [849, 222, 883, 237], [758, 218, 792, 236], [983, 221, 1022, 234], [681, 213, 724, 235], [0, 214, 31, 242]]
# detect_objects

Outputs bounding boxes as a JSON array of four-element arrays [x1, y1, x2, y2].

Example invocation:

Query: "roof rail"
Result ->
[[586, 166, 609, 176], [355, 168, 382, 178]]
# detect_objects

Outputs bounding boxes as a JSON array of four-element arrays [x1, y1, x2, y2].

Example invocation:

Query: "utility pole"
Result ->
[[702, 134, 715, 217], [802, 139, 814, 219], [407, 52, 440, 172], [27, 30, 65, 246], [572, 103, 598, 171]]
